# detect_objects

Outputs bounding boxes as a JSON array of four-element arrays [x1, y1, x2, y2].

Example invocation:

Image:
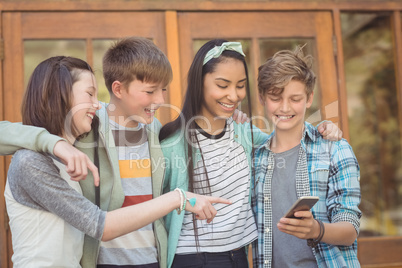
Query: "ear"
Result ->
[[111, 81, 124, 99], [258, 93, 265, 106], [306, 91, 314, 108]]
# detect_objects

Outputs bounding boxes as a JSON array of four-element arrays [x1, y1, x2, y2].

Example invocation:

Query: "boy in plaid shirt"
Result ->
[[251, 46, 361, 268]]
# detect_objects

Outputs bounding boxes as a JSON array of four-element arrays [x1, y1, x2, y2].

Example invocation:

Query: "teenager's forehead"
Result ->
[[128, 78, 167, 89], [266, 81, 308, 96], [134, 73, 171, 88], [210, 58, 245, 73]]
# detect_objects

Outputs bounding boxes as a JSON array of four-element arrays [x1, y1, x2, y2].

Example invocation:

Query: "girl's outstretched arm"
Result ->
[[102, 191, 231, 241], [8, 150, 231, 242]]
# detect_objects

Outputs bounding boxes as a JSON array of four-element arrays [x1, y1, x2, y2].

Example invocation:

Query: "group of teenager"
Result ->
[[0, 37, 361, 268]]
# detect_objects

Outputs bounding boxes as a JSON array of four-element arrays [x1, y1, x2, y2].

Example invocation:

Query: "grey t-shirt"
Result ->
[[271, 144, 317, 268], [7, 149, 106, 240]]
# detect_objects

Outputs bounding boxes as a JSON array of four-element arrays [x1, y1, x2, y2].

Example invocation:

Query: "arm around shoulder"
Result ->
[[236, 121, 269, 148], [0, 121, 63, 155]]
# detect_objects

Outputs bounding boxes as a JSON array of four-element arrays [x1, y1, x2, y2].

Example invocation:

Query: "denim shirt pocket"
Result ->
[[309, 163, 329, 189]]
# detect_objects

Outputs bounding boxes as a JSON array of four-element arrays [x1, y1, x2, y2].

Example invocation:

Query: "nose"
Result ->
[[153, 89, 166, 106], [93, 99, 101, 110], [226, 86, 239, 103], [280, 99, 290, 112]]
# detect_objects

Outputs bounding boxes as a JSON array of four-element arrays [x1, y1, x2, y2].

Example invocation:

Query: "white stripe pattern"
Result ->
[[176, 118, 257, 254]]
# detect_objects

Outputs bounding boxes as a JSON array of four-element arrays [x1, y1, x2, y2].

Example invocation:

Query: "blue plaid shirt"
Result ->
[[251, 122, 362, 268]]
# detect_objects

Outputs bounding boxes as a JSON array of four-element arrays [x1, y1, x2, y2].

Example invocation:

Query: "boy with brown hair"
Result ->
[[252, 46, 361, 267], [90, 36, 170, 268]]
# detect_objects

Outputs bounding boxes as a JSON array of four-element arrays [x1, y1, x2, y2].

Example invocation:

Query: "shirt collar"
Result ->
[[260, 122, 318, 152]]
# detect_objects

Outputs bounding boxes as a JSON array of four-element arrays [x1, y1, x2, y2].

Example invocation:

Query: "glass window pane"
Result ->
[[24, 40, 86, 89], [92, 39, 118, 103], [342, 12, 402, 236]]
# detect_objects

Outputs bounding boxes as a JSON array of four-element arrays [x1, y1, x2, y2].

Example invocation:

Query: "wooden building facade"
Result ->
[[0, 0, 401, 267]]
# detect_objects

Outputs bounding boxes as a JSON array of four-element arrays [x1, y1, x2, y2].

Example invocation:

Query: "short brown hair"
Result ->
[[103, 37, 173, 93], [258, 45, 316, 97], [22, 56, 93, 137]]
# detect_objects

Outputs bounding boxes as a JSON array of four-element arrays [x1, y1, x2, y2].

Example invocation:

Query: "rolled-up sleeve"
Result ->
[[327, 140, 362, 234]]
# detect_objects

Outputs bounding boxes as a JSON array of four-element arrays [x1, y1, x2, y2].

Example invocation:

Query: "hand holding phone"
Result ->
[[283, 196, 319, 218]]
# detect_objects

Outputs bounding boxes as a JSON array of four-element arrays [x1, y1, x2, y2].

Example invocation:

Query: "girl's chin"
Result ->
[[220, 110, 236, 117], [215, 115, 231, 121]]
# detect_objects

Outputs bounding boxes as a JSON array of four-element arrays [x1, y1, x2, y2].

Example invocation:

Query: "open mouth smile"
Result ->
[[87, 113, 95, 119], [219, 102, 236, 110], [276, 115, 295, 120]]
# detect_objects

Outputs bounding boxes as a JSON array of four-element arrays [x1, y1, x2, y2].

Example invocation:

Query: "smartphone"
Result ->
[[283, 196, 319, 218]]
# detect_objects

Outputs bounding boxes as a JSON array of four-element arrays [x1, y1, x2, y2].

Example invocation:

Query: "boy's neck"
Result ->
[[270, 124, 304, 153], [107, 99, 139, 128]]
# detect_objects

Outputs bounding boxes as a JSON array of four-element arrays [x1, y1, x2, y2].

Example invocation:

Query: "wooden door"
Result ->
[[177, 12, 339, 132], [0, 11, 168, 267]]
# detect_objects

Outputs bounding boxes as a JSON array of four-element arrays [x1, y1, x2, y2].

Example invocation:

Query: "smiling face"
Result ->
[[198, 58, 247, 132], [70, 70, 100, 138], [260, 80, 313, 135], [111, 79, 166, 128]]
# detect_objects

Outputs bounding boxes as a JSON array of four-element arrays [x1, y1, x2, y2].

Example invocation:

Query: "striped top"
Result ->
[[97, 120, 158, 268], [176, 118, 257, 254]]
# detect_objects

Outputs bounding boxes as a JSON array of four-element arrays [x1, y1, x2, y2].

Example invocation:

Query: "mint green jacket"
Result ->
[[0, 103, 168, 268], [160, 121, 268, 268]]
